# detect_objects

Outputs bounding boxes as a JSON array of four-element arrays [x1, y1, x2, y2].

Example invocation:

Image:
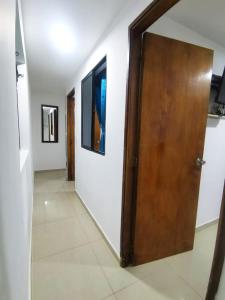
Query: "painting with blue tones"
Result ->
[[93, 60, 106, 154], [81, 56, 107, 155]]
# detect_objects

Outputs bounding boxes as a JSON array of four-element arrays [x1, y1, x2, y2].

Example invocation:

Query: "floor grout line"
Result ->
[[102, 257, 206, 298], [164, 259, 205, 299], [32, 240, 97, 262], [32, 213, 86, 228], [101, 294, 116, 300], [88, 240, 142, 297], [34, 192, 83, 206], [32, 191, 88, 228], [32, 184, 105, 262], [89, 243, 116, 295]]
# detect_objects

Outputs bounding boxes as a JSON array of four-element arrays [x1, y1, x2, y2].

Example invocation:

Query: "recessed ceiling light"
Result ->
[[50, 23, 76, 54]]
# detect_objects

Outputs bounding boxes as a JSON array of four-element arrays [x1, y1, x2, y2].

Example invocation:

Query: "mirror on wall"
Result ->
[[41, 105, 58, 143], [81, 56, 107, 155]]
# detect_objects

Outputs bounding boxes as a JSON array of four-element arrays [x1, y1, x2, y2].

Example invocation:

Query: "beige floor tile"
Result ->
[[34, 191, 68, 202], [67, 192, 88, 216], [164, 224, 217, 298], [115, 281, 169, 300], [165, 247, 213, 298], [78, 211, 103, 242], [195, 223, 218, 254], [33, 192, 78, 226], [34, 170, 66, 181], [32, 244, 113, 300], [91, 240, 137, 292], [63, 181, 75, 192], [91, 240, 169, 292], [104, 296, 117, 300], [115, 264, 202, 300], [32, 170, 217, 300], [34, 180, 65, 193], [126, 258, 171, 281], [32, 217, 89, 260]]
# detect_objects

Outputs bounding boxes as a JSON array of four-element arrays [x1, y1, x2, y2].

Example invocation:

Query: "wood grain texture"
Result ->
[[93, 110, 101, 152], [206, 182, 225, 300], [121, 32, 143, 267], [121, 0, 181, 267], [133, 33, 213, 265], [67, 90, 75, 181]]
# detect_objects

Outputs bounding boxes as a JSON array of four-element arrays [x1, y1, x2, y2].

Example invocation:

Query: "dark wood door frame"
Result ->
[[121, 0, 181, 268], [206, 182, 225, 300], [67, 88, 75, 181]]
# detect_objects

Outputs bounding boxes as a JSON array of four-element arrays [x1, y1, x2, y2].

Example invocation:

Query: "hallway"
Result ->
[[32, 171, 217, 300], [2, 1, 225, 300]]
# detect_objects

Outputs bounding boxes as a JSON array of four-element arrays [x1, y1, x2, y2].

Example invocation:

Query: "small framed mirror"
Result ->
[[41, 105, 58, 143]]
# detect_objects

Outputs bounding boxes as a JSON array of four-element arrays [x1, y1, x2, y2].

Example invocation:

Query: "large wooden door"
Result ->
[[133, 33, 213, 265], [67, 90, 75, 181]]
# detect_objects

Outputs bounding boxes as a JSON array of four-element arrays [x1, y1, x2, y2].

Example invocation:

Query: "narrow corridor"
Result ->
[[32, 170, 217, 300]]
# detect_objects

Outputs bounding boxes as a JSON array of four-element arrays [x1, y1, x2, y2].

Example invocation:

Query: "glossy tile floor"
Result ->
[[32, 170, 218, 300]]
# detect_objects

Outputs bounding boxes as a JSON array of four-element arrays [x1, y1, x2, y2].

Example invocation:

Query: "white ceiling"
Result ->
[[167, 0, 225, 48], [22, 0, 225, 93], [21, 0, 132, 93]]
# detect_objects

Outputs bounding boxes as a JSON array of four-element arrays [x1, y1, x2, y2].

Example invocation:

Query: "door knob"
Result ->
[[196, 157, 206, 167]]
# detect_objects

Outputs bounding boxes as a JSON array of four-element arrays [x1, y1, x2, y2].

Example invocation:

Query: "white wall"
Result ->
[[67, 0, 153, 255], [198, 118, 225, 226], [147, 16, 225, 227], [68, 1, 225, 255], [31, 91, 66, 171], [0, 1, 33, 300]]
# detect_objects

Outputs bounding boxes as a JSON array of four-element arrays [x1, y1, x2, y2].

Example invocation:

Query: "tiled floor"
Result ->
[[32, 170, 218, 300]]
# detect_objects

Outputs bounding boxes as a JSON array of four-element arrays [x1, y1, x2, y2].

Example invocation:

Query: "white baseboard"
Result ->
[[35, 168, 66, 173], [75, 190, 121, 262], [196, 218, 219, 232], [75, 190, 218, 260]]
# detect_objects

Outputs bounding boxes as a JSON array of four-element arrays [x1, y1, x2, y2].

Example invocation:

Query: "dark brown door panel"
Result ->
[[133, 33, 213, 265]]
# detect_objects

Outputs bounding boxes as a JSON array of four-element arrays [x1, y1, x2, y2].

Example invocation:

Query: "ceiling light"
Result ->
[[50, 23, 76, 54]]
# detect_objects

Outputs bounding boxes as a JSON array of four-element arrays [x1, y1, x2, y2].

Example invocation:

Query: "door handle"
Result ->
[[196, 157, 206, 167]]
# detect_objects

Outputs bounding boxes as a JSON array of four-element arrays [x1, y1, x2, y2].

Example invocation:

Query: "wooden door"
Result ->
[[67, 91, 75, 181], [133, 33, 213, 265]]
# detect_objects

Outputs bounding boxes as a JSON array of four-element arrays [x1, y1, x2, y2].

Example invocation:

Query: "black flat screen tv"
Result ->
[[216, 67, 225, 105]]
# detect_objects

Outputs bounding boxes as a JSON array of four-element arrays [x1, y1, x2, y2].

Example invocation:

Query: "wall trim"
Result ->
[[34, 168, 66, 173], [75, 189, 121, 263], [196, 218, 219, 232]]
